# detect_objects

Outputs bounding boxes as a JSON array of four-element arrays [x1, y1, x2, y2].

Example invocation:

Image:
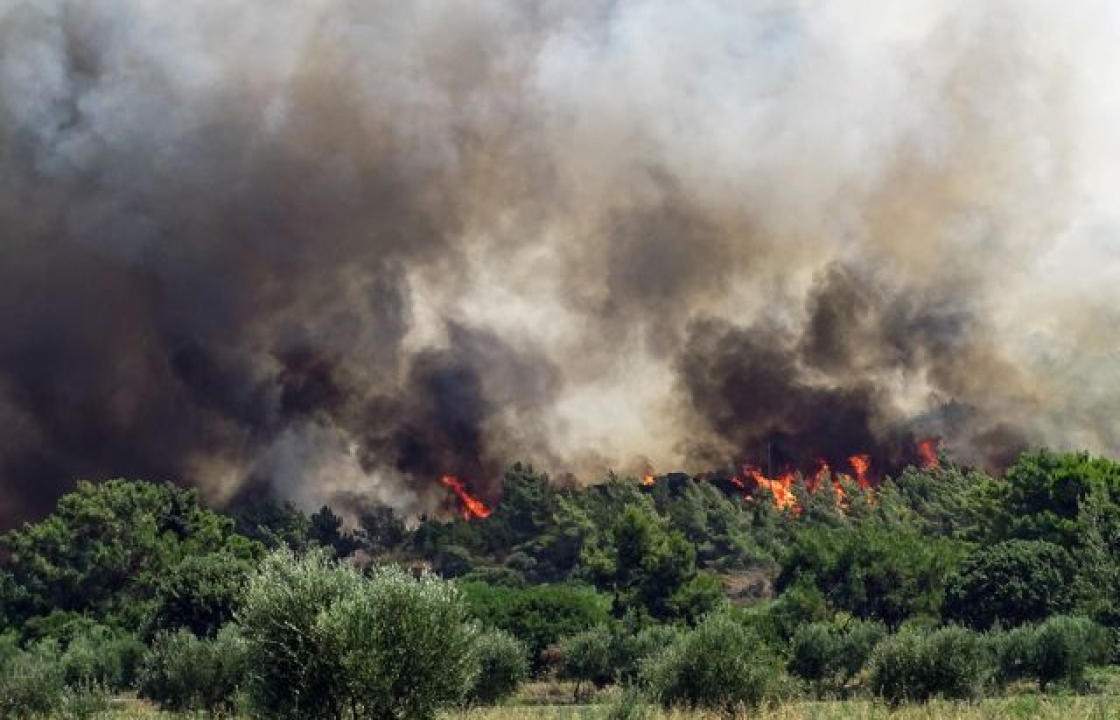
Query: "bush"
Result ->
[[605, 686, 652, 720], [642, 612, 782, 712], [1032, 615, 1109, 691], [239, 550, 479, 720], [0, 644, 65, 720], [57, 681, 111, 720], [466, 629, 528, 705], [989, 624, 1037, 690], [459, 581, 610, 669], [614, 624, 681, 684], [868, 626, 989, 704], [789, 618, 885, 695], [145, 553, 253, 639], [138, 626, 248, 716], [61, 626, 145, 690], [778, 524, 965, 629], [560, 625, 615, 698], [945, 540, 1076, 629]]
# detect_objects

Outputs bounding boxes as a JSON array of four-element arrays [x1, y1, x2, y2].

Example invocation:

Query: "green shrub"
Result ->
[[237, 549, 363, 720], [1032, 615, 1109, 691], [989, 624, 1038, 690], [466, 629, 528, 705], [459, 581, 610, 669], [789, 618, 885, 695], [614, 624, 681, 684], [57, 680, 111, 720], [239, 550, 479, 720], [945, 540, 1076, 629], [642, 612, 782, 712], [605, 686, 652, 720], [60, 626, 145, 690], [145, 553, 253, 639], [560, 625, 615, 698], [0, 644, 65, 720], [868, 626, 989, 704], [138, 626, 248, 716]]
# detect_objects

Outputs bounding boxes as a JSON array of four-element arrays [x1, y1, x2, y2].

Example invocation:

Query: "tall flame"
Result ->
[[916, 438, 941, 469], [848, 454, 872, 489], [745, 467, 799, 512], [439, 475, 493, 520]]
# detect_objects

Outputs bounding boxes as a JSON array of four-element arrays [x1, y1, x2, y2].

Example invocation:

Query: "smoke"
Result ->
[[1, 0, 1119, 524]]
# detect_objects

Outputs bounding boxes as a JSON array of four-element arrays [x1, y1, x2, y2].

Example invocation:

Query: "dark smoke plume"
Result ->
[[1, 0, 1118, 524]]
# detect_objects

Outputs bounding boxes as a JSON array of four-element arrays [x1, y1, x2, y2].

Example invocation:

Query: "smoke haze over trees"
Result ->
[[2, 0, 1120, 523]]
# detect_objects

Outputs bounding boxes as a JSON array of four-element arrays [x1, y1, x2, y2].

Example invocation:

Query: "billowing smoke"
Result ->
[[1, 0, 1119, 525]]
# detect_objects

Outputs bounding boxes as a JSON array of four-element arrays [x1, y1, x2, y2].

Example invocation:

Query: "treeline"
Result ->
[[2, 449, 1120, 716]]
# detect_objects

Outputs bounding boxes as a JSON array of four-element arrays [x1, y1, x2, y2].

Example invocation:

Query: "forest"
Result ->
[[2, 448, 1120, 719]]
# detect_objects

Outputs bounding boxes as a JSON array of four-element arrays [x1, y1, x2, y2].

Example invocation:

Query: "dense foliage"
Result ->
[[2, 449, 1120, 712]]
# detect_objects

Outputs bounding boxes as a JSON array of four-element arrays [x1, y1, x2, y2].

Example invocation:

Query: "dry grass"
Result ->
[[88, 690, 1120, 720], [458, 695, 1120, 720]]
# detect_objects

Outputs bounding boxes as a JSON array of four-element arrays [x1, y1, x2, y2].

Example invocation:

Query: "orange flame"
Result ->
[[641, 473, 656, 487], [916, 438, 941, 469], [848, 454, 872, 489], [746, 467, 799, 512], [440, 475, 492, 520]]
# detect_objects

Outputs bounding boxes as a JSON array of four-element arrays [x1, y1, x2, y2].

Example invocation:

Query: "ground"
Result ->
[[93, 678, 1120, 720]]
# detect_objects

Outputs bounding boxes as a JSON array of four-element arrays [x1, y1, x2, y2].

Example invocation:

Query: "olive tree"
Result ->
[[238, 549, 480, 720], [641, 612, 782, 712]]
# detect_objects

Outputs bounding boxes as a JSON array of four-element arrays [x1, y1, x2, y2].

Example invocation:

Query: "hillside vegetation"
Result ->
[[4, 449, 1120, 718]]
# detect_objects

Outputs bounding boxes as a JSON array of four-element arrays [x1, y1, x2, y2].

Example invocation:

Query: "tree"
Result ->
[[145, 553, 254, 639], [60, 625, 144, 690], [789, 619, 886, 696], [1031, 615, 1110, 691], [642, 611, 783, 712], [459, 581, 610, 669], [559, 626, 615, 699], [317, 566, 478, 720], [309, 506, 361, 558], [239, 550, 480, 720], [236, 550, 359, 720], [981, 450, 1120, 547], [231, 500, 311, 551], [944, 540, 1076, 629], [466, 629, 528, 706], [594, 503, 715, 622], [1, 479, 260, 634], [778, 524, 964, 628], [357, 505, 407, 553], [868, 626, 989, 705]]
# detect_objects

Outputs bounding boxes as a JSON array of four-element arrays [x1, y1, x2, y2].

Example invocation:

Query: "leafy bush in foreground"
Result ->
[[789, 618, 886, 696], [466, 629, 528, 705], [138, 626, 248, 716], [1032, 615, 1110, 691], [642, 612, 782, 712], [869, 626, 988, 704], [0, 644, 65, 720], [239, 550, 479, 720], [60, 625, 145, 690], [560, 625, 615, 698]]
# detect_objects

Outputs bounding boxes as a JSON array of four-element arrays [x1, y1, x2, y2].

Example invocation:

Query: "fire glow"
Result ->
[[440, 475, 493, 520], [643, 438, 944, 513]]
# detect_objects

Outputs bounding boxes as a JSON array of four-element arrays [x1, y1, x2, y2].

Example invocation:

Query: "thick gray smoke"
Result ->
[[1, 0, 1118, 524]]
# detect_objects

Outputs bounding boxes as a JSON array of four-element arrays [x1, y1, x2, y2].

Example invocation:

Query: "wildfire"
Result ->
[[746, 467, 798, 511], [848, 454, 872, 489], [439, 475, 492, 520], [916, 438, 941, 469]]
